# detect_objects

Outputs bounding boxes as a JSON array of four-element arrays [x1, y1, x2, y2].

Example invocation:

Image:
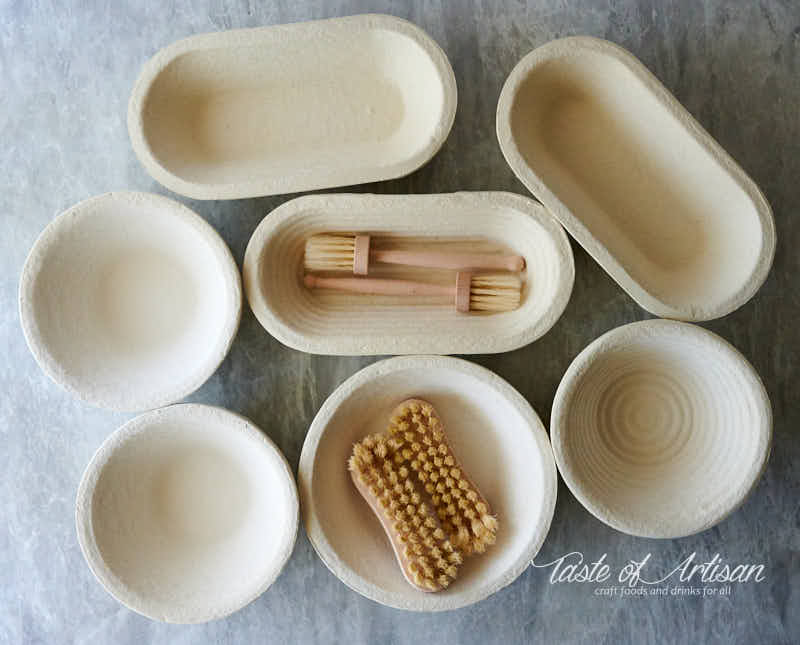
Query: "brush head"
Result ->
[[349, 433, 462, 592], [304, 234, 370, 274], [348, 399, 497, 593], [387, 399, 498, 556], [459, 272, 523, 313]]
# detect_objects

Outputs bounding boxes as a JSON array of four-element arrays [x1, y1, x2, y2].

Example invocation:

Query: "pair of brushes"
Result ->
[[348, 399, 497, 593], [305, 233, 526, 275], [303, 271, 522, 313]]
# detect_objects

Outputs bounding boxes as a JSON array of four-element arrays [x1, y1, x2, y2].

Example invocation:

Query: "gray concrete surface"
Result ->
[[1, 1, 798, 643]]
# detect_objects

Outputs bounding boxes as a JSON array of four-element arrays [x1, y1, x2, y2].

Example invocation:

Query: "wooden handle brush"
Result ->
[[303, 271, 521, 313], [304, 234, 525, 274], [348, 399, 497, 592]]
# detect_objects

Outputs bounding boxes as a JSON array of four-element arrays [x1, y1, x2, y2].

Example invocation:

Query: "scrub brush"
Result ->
[[304, 233, 525, 274], [304, 271, 522, 313], [385, 399, 497, 556], [348, 399, 497, 592], [349, 433, 463, 592]]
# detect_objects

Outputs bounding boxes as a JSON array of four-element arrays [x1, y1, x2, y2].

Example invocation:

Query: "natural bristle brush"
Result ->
[[304, 233, 526, 274], [348, 399, 497, 592], [386, 399, 498, 556], [349, 433, 463, 592], [304, 271, 522, 313]]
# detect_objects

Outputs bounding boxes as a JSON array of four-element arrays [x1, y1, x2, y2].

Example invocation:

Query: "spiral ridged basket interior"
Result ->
[[551, 320, 771, 538]]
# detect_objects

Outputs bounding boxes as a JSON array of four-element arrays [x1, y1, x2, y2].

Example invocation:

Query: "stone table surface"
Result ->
[[1, 1, 798, 643]]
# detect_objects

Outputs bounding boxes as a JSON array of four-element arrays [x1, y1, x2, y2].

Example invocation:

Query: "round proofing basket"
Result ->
[[76, 404, 299, 623], [551, 319, 772, 538], [19, 191, 241, 412], [298, 355, 557, 611]]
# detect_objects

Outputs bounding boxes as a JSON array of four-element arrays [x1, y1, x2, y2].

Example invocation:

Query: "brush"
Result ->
[[349, 432, 463, 592], [348, 399, 497, 593], [303, 271, 522, 313], [385, 399, 497, 556], [304, 233, 525, 274]]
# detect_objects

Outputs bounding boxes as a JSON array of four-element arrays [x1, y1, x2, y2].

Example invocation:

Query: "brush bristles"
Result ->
[[349, 433, 463, 592], [350, 400, 497, 592], [386, 400, 498, 557], [304, 234, 356, 271], [469, 274, 522, 312]]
